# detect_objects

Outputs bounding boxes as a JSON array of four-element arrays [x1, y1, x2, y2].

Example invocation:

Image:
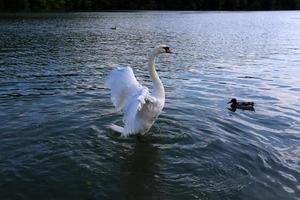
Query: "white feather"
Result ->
[[104, 67, 142, 111]]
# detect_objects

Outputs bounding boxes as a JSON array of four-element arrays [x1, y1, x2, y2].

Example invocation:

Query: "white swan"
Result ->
[[104, 45, 173, 136]]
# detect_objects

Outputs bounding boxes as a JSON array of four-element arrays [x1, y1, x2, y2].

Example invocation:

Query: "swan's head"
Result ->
[[154, 45, 173, 55]]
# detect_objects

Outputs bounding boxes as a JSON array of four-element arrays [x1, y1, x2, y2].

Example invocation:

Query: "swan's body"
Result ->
[[105, 45, 172, 136]]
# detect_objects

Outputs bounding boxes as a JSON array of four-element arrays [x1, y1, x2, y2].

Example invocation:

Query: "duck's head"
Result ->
[[153, 44, 173, 55], [227, 98, 237, 105]]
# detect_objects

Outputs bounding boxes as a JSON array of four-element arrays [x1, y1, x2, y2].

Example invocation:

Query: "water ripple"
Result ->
[[1, 11, 300, 200]]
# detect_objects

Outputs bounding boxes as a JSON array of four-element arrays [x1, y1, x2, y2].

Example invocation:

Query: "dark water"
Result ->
[[1, 11, 300, 200]]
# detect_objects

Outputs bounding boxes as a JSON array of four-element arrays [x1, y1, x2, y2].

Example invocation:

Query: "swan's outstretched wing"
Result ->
[[105, 67, 159, 136], [104, 67, 143, 111], [122, 88, 156, 136]]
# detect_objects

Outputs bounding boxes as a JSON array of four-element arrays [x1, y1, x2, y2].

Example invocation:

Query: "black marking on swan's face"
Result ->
[[162, 46, 172, 53]]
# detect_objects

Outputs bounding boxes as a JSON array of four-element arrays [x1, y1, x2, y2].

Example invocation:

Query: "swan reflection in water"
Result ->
[[117, 139, 163, 199]]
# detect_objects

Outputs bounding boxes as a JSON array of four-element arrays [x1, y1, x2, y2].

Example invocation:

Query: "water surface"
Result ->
[[1, 11, 300, 200]]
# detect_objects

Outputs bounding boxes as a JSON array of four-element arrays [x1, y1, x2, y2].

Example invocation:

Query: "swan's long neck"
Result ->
[[149, 52, 165, 99]]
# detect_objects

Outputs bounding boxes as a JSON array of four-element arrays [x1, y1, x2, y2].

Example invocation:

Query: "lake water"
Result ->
[[0, 11, 300, 200]]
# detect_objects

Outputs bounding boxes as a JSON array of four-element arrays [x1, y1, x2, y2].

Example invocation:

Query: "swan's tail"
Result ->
[[108, 124, 124, 134]]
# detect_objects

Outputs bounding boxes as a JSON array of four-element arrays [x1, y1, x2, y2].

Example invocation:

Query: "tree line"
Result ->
[[1, 0, 300, 11]]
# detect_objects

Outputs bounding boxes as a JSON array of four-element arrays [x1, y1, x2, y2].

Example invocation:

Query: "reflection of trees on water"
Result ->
[[119, 140, 162, 200], [2, 0, 300, 11]]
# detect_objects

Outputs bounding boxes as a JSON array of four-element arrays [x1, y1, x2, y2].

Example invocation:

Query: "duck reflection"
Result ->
[[120, 139, 162, 200]]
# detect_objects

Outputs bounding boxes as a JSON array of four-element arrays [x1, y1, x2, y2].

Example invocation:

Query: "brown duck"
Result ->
[[227, 98, 255, 111]]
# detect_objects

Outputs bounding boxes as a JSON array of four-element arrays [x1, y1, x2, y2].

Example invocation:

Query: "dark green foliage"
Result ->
[[0, 0, 300, 11]]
